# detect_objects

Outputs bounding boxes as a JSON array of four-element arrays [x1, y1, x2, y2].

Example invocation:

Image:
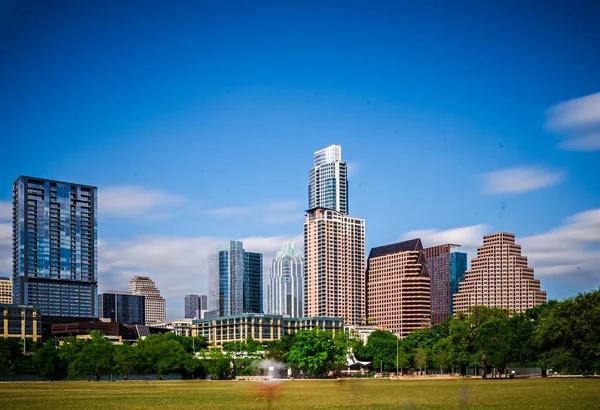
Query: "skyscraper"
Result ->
[[0, 277, 12, 304], [308, 145, 348, 214], [129, 276, 166, 324], [450, 251, 467, 315], [267, 241, 304, 317], [424, 244, 466, 324], [12, 176, 98, 317], [208, 241, 263, 317], [98, 291, 145, 325], [184, 294, 201, 319], [453, 232, 547, 314], [304, 208, 365, 325], [366, 239, 431, 338]]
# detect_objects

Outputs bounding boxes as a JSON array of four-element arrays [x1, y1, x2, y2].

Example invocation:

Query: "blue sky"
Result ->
[[1, 1, 599, 318]]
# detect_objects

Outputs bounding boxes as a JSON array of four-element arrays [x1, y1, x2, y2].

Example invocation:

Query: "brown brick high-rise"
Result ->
[[453, 232, 546, 314], [366, 239, 431, 338]]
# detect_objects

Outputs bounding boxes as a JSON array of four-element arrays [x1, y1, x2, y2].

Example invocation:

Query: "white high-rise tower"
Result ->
[[267, 241, 304, 317], [308, 145, 348, 214]]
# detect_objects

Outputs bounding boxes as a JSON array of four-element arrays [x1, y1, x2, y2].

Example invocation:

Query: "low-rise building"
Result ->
[[153, 319, 194, 337], [1, 303, 41, 342], [0, 277, 13, 304], [192, 314, 343, 346]]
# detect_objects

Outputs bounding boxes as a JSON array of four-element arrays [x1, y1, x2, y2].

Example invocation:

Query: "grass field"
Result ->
[[1, 378, 599, 409]]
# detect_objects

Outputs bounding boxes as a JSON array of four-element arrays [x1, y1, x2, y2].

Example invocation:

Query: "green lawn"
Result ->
[[1, 378, 598, 409]]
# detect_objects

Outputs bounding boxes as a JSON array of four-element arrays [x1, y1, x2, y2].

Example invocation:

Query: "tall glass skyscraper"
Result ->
[[12, 176, 98, 318], [449, 251, 467, 315], [308, 145, 348, 214], [267, 241, 304, 317], [208, 241, 263, 317]]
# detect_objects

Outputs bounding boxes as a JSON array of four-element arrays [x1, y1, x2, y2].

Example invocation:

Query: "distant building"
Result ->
[[454, 232, 547, 314], [450, 252, 468, 314], [304, 207, 365, 326], [98, 291, 145, 325], [129, 276, 166, 324], [0, 304, 41, 342], [366, 239, 431, 338], [309, 145, 349, 214], [0, 277, 12, 304], [424, 244, 466, 324], [12, 176, 98, 318], [267, 241, 304, 317], [192, 314, 343, 346], [185, 294, 199, 319], [208, 241, 263, 317], [153, 319, 194, 337]]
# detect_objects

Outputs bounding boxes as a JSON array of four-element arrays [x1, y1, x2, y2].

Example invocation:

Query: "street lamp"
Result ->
[[396, 335, 399, 377]]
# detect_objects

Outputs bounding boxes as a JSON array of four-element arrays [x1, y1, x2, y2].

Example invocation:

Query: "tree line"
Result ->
[[1, 287, 598, 380]]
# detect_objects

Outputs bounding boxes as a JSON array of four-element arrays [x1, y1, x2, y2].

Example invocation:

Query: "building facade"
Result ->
[[453, 232, 547, 314], [267, 241, 304, 317], [309, 145, 348, 214], [0, 277, 13, 304], [450, 252, 468, 315], [153, 319, 194, 337], [424, 244, 466, 324], [184, 294, 201, 319], [129, 276, 166, 324], [304, 207, 365, 325], [366, 239, 431, 338], [12, 176, 98, 318], [208, 241, 263, 317], [98, 291, 145, 325], [192, 313, 343, 346], [1, 304, 41, 341]]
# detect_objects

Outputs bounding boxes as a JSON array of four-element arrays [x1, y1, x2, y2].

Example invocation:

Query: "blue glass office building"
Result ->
[[208, 241, 263, 317], [450, 252, 467, 314], [99, 292, 145, 325], [12, 176, 98, 318]]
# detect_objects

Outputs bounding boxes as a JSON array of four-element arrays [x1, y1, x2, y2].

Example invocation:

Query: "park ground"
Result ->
[[1, 378, 599, 409]]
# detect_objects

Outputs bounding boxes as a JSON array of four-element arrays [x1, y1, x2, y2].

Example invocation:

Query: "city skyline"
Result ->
[[1, 2, 599, 318]]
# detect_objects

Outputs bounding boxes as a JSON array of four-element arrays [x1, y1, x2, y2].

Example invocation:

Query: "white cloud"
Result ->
[[545, 91, 600, 152], [0, 201, 11, 221], [99, 233, 303, 319], [480, 166, 565, 195], [99, 186, 184, 218], [203, 200, 304, 224], [520, 208, 600, 283]]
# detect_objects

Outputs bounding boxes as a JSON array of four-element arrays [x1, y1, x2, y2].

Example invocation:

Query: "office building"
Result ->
[[12, 176, 98, 317], [0, 277, 12, 304], [98, 291, 145, 325], [1, 303, 41, 341], [129, 276, 166, 324], [453, 232, 547, 314], [185, 294, 201, 319], [424, 244, 466, 324], [267, 241, 304, 317], [309, 145, 348, 214], [450, 251, 468, 315], [366, 239, 431, 338], [208, 241, 263, 317], [192, 313, 343, 346], [304, 207, 365, 325], [153, 318, 194, 337]]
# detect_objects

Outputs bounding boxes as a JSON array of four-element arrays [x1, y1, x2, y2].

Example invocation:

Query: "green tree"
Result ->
[[285, 328, 347, 378], [413, 348, 428, 375], [33, 340, 67, 380], [360, 330, 398, 373], [135, 334, 187, 379], [114, 343, 137, 380], [0, 338, 24, 376], [74, 331, 115, 381]]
